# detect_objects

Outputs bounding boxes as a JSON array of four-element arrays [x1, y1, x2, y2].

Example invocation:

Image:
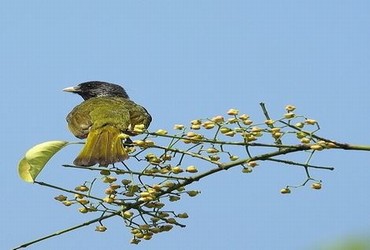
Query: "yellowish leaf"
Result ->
[[18, 141, 69, 183]]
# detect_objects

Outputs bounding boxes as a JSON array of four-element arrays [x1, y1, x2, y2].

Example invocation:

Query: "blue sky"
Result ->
[[2, 1, 370, 249]]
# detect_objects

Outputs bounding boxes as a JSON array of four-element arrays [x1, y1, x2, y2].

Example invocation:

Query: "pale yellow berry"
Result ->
[[285, 105, 296, 112], [79, 207, 88, 213], [305, 119, 317, 125], [177, 213, 189, 218], [121, 179, 132, 185], [326, 142, 338, 148], [272, 132, 283, 139], [242, 167, 253, 173], [251, 126, 263, 132], [265, 119, 275, 125], [230, 155, 239, 161], [211, 115, 225, 123], [133, 124, 146, 133], [169, 196, 181, 202], [220, 127, 232, 134], [280, 188, 291, 194], [186, 190, 200, 197], [186, 165, 198, 173], [74, 193, 84, 199], [133, 140, 146, 147], [54, 195, 67, 202], [206, 147, 219, 153], [173, 124, 185, 130], [300, 138, 311, 144], [247, 161, 258, 167], [167, 218, 177, 224], [295, 122, 304, 128], [270, 127, 281, 133], [186, 131, 198, 137], [227, 108, 239, 115], [143, 140, 155, 147], [227, 117, 238, 123], [310, 144, 323, 151], [155, 129, 168, 135], [75, 185, 89, 192], [77, 199, 89, 205], [103, 196, 115, 203], [224, 131, 236, 137], [122, 210, 134, 219], [102, 176, 117, 183], [202, 121, 215, 129], [161, 225, 173, 232], [191, 119, 202, 125], [143, 234, 152, 240], [171, 166, 183, 174], [284, 113, 295, 119], [95, 225, 107, 232], [311, 182, 322, 190], [239, 114, 250, 120], [62, 200, 73, 206], [209, 155, 220, 161], [191, 124, 201, 130], [242, 119, 253, 125]]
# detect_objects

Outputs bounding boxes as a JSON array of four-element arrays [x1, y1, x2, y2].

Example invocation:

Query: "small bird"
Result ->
[[63, 81, 152, 166]]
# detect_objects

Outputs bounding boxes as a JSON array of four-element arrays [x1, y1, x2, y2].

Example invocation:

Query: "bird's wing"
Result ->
[[66, 104, 93, 139]]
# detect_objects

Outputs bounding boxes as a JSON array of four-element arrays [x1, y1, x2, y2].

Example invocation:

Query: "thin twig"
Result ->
[[265, 158, 334, 170]]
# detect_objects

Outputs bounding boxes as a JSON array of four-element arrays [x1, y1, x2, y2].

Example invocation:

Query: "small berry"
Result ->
[[155, 129, 168, 135], [265, 119, 275, 125], [54, 195, 67, 202], [95, 225, 107, 232], [310, 144, 324, 151], [211, 115, 225, 123], [186, 166, 198, 173], [285, 105, 296, 112], [305, 119, 317, 125], [311, 182, 322, 190], [284, 113, 295, 119], [173, 124, 185, 130], [227, 108, 239, 115], [280, 188, 291, 194], [177, 213, 189, 218]]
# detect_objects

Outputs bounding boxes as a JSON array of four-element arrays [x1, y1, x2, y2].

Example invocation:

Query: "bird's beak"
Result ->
[[63, 86, 80, 93]]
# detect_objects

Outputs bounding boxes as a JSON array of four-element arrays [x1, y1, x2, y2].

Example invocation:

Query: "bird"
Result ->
[[63, 81, 152, 167]]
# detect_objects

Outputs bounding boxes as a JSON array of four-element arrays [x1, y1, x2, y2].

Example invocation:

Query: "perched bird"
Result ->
[[63, 81, 152, 166]]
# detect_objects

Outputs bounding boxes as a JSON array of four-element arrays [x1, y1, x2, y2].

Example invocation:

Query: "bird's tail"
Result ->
[[73, 126, 129, 166]]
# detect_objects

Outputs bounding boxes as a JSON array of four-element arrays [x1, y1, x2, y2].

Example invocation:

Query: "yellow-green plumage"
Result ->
[[66, 89, 151, 166]]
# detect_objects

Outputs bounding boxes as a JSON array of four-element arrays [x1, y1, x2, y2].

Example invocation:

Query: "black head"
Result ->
[[63, 81, 129, 100]]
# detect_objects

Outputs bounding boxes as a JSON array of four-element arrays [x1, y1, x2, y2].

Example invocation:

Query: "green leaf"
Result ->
[[18, 141, 69, 183]]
